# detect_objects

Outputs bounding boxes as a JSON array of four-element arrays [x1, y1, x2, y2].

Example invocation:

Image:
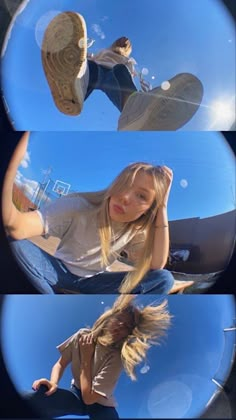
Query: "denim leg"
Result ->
[[112, 64, 138, 110], [133, 269, 175, 294], [77, 271, 127, 293], [23, 385, 87, 417], [101, 64, 137, 111], [8, 238, 80, 294], [77, 269, 174, 294], [88, 63, 137, 111], [85, 60, 100, 100]]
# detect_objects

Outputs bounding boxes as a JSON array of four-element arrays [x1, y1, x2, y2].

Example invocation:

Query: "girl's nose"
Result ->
[[120, 192, 130, 204]]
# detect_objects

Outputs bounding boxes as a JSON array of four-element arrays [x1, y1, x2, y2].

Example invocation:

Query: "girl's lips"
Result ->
[[113, 204, 125, 214]]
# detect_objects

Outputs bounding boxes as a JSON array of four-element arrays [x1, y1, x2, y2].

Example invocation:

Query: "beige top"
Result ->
[[57, 328, 123, 407], [37, 194, 146, 277], [89, 48, 137, 76]]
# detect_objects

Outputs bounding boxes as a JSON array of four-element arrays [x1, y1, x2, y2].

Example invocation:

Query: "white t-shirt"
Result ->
[[88, 48, 137, 77], [37, 194, 145, 278], [57, 328, 123, 407]]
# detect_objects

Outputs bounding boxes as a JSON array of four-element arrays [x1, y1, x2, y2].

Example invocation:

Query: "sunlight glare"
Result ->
[[210, 98, 235, 129]]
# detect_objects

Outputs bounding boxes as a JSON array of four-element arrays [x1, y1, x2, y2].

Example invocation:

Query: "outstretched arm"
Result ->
[[150, 166, 173, 269], [2, 132, 44, 239], [32, 355, 69, 396]]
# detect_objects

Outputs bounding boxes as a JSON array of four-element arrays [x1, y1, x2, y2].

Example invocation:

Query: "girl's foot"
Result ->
[[41, 12, 89, 116], [118, 73, 204, 131]]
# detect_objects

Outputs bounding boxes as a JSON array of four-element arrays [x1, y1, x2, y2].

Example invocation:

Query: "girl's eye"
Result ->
[[136, 193, 146, 200]]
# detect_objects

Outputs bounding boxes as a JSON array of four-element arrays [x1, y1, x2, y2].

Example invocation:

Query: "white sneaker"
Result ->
[[41, 12, 89, 116], [118, 73, 203, 131]]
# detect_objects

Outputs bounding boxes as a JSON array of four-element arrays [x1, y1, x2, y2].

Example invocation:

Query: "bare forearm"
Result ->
[[2, 132, 29, 232], [80, 358, 93, 401], [151, 206, 170, 269], [49, 361, 66, 385]]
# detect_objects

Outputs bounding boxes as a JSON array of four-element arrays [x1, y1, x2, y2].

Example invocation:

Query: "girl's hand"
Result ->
[[32, 378, 58, 396], [79, 334, 95, 361], [161, 166, 173, 207]]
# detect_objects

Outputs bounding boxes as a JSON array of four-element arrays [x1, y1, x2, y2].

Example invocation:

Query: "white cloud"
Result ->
[[20, 150, 30, 168], [91, 23, 106, 40], [15, 170, 39, 200], [14, 170, 52, 207]]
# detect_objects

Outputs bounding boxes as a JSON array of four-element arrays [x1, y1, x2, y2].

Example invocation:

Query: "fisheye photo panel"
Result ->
[[0, 294, 235, 419], [1, 131, 235, 294], [0, 0, 235, 131]]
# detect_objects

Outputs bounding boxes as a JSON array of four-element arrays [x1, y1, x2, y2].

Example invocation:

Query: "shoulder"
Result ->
[[57, 328, 91, 351]]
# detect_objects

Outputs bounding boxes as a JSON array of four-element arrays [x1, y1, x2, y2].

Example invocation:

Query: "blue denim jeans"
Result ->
[[85, 61, 137, 111], [9, 239, 174, 294], [23, 384, 119, 419]]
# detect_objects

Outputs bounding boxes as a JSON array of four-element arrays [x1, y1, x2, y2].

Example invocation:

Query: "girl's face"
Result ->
[[109, 171, 156, 223], [105, 311, 135, 343]]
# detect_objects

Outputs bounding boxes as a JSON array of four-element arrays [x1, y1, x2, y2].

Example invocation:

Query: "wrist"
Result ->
[[81, 356, 92, 365]]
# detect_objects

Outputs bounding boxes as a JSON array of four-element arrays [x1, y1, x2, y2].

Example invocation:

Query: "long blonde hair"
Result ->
[[74, 162, 169, 293], [110, 37, 132, 57], [90, 295, 172, 380]]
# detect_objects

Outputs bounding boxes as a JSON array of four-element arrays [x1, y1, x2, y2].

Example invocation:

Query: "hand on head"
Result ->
[[79, 333, 96, 360], [160, 166, 173, 207]]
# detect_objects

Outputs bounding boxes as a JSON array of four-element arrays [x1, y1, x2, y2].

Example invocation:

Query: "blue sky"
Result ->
[[1, 0, 235, 130], [15, 131, 236, 221], [1, 295, 235, 419]]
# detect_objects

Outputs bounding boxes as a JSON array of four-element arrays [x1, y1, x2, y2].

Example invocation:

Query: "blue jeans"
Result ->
[[9, 239, 174, 294], [23, 384, 119, 419], [85, 62, 137, 111]]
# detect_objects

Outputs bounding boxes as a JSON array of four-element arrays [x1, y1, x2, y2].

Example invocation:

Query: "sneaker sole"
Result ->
[[118, 73, 204, 131], [41, 12, 87, 116]]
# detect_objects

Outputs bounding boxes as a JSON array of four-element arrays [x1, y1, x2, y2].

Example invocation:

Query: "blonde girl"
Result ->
[[23, 295, 172, 419], [3, 132, 174, 294]]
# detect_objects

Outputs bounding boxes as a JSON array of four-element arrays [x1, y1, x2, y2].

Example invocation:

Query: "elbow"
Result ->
[[82, 396, 94, 405], [150, 264, 165, 270], [6, 227, 25, 241], [150, 259, 168, 270], [82, 391, 100, 405]]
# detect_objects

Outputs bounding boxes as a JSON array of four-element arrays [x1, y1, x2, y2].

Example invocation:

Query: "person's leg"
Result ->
[[97, 64, 137, 111], [133, 269, 175, 294], [87, 403, 119, 419], [84, 60, 100, 100], [23, 385, 87, 418], [8, 238, 80, 294], [76, 268, 174, 294], [112, 64, 138, 110]]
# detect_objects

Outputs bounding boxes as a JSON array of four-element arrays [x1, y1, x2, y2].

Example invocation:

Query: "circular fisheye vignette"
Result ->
[[0, 296, 39, 416]]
